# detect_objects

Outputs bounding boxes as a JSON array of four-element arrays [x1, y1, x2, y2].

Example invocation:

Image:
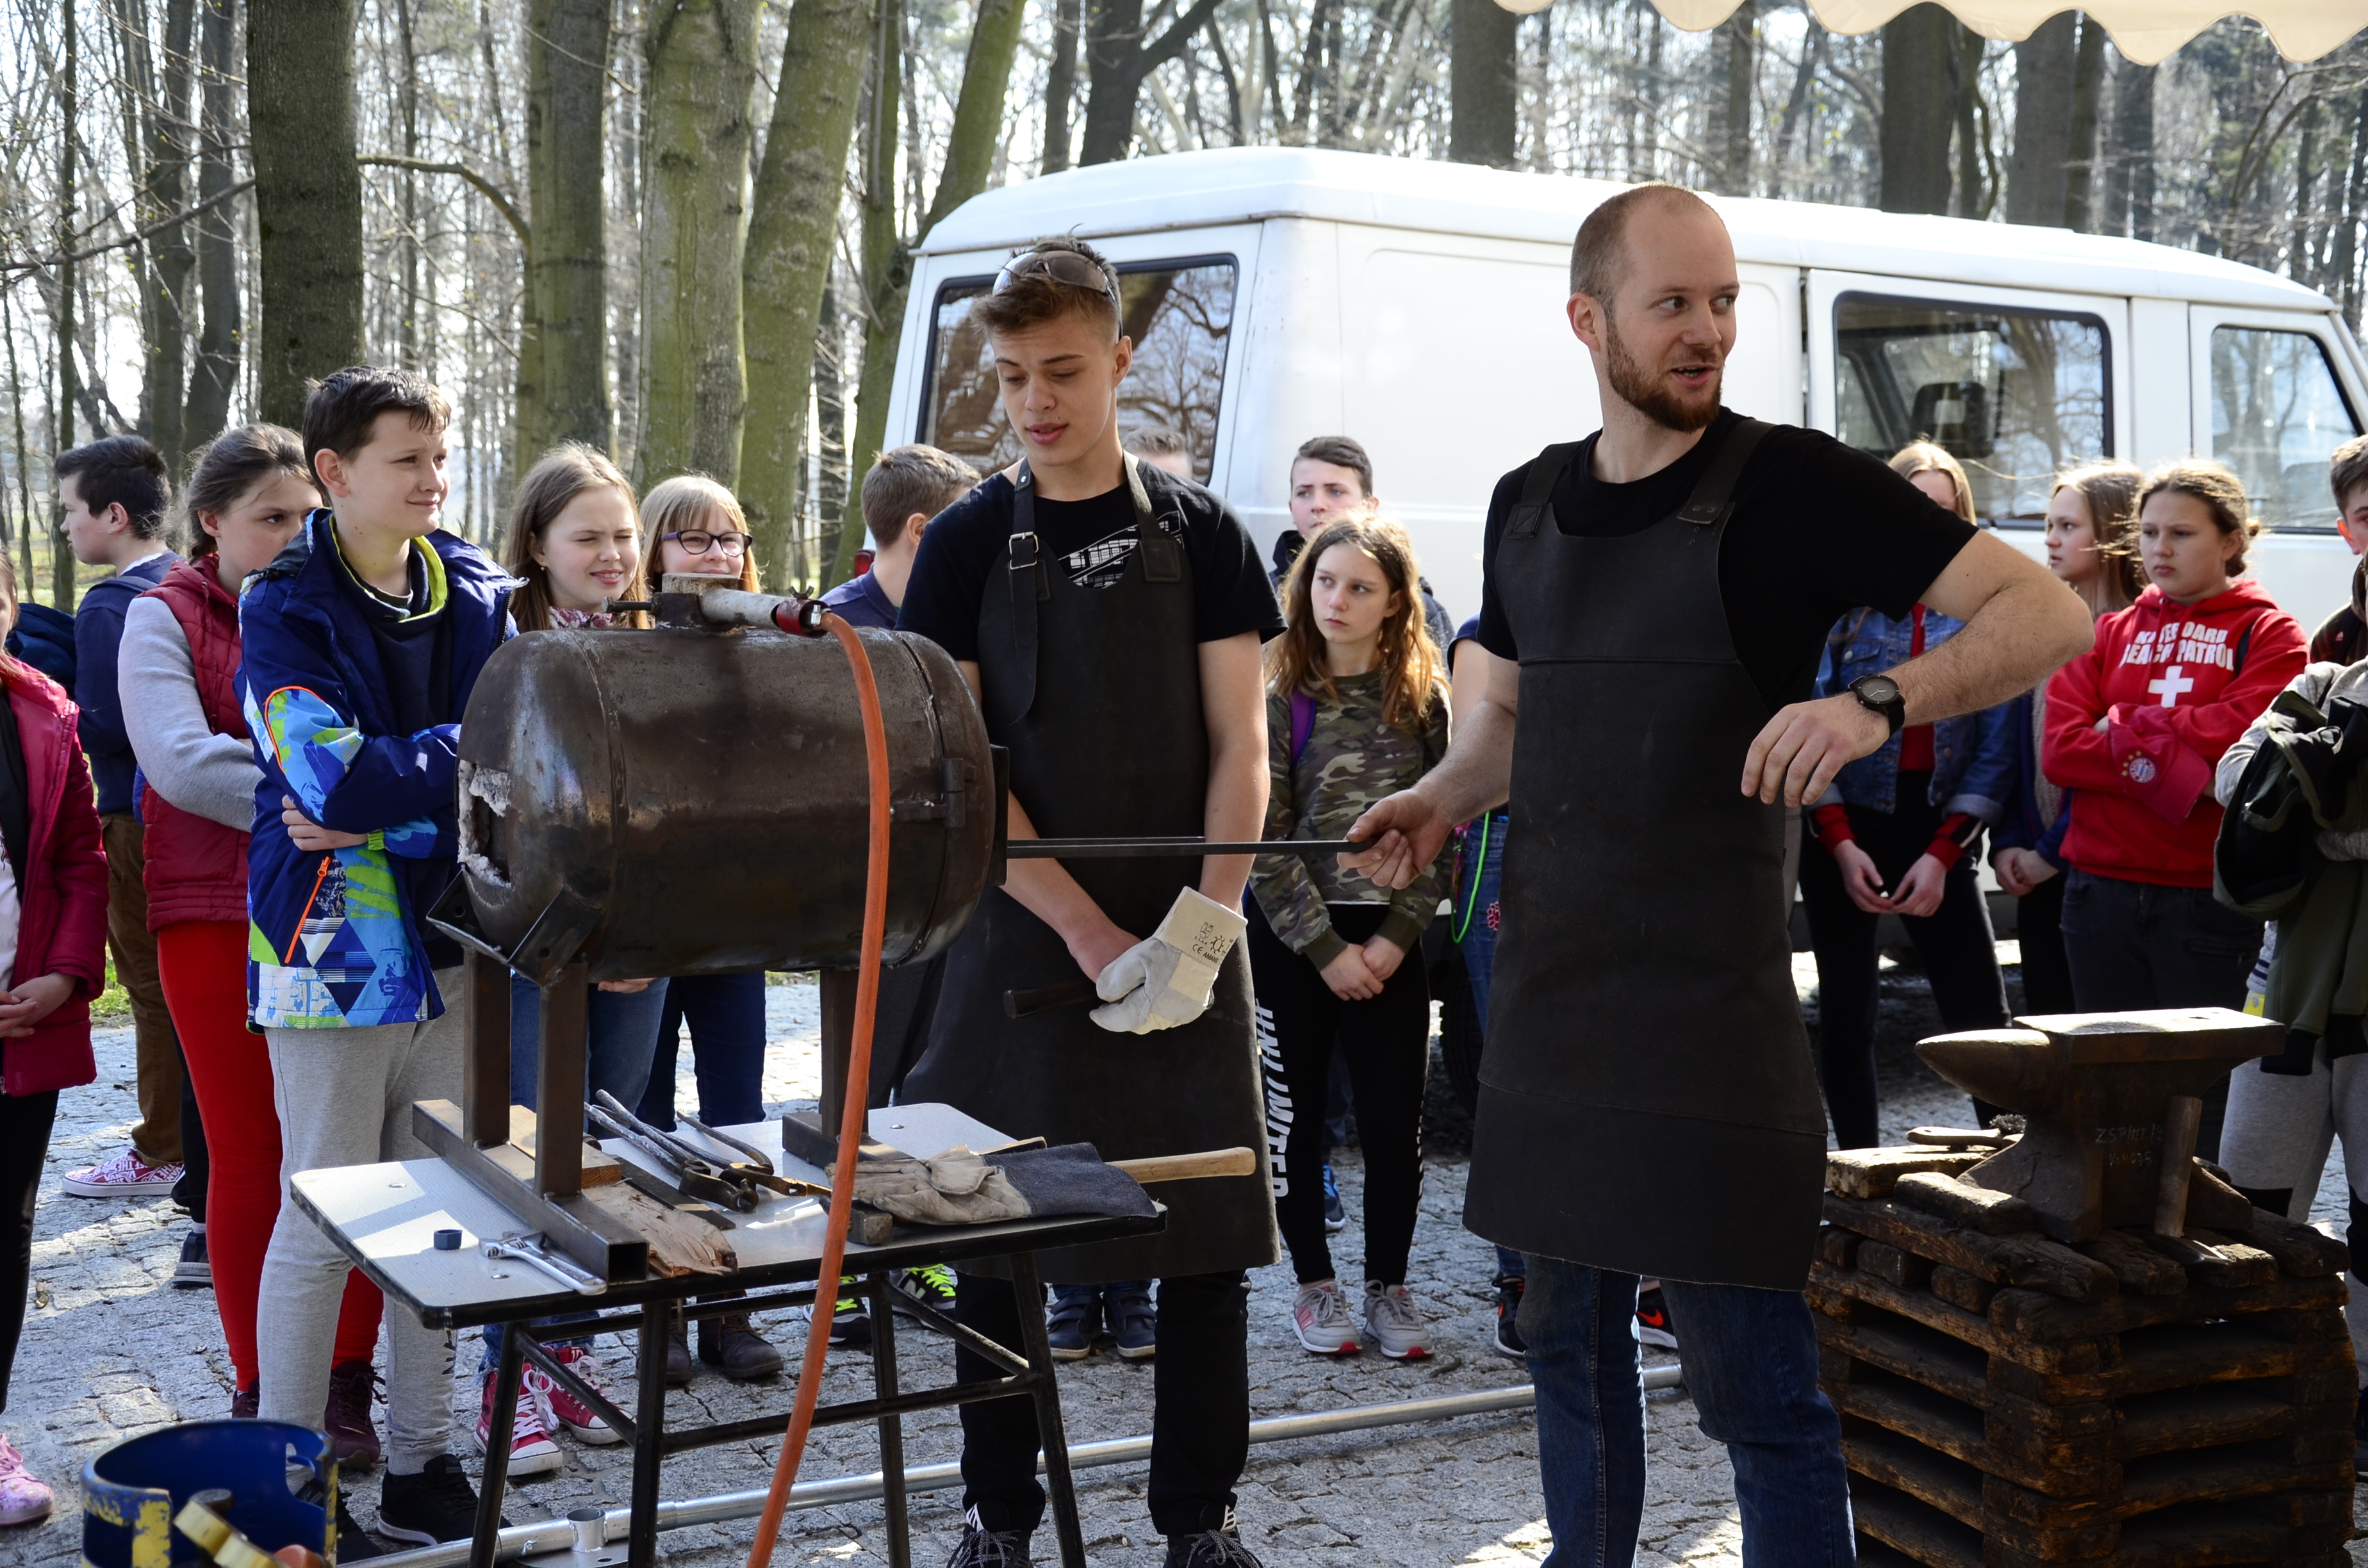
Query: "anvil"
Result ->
[[1914, 1008, 2281, 1243]]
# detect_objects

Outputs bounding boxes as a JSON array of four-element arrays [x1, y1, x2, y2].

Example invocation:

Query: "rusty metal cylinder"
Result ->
[[457, 625, 996, 982]]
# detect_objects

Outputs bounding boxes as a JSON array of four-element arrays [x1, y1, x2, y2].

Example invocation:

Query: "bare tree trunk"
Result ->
[[2337, 86, 2368, 323], [111, 0, 161, 438], [4, 295, 35, 592], [185, 0, 240, 446], [2005, 12, 2074, 226], [1773, 19, 1822, 181], [250, 0, 365, 425], [1950, 27, 1982, 216], [637, 0, 757, 489], [396, 0, 420, 360], [1080, 0, 1223, 165], [149, 0, 198, 472], [520, 0, 613, 468], [1719, 0, 1753, 195], [831, 0, 1023, 585], [741, 0, 875, 586], [2063, 14, 2105, 231], [2109, 53, 2155, 240], [58, 0, 80, 607], [1043, 0, 1082, 172], [812, 277, 846, 579], [1449, 0, 1517, 168], [2293, 97, 2323, 285], [1878, 4, 1953, 215]]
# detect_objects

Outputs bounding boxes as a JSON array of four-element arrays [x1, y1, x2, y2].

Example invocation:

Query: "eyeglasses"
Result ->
[[994, 248, 1121, 304], [664, 529, 752, 557]]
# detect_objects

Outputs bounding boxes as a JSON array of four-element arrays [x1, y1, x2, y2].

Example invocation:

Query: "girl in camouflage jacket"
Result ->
[[1250, 516, 1449, 1361]]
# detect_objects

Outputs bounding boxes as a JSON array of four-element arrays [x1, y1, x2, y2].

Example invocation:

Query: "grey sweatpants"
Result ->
[[256, 968, 465, 1473], [2217, 1043, 2368, 1382]]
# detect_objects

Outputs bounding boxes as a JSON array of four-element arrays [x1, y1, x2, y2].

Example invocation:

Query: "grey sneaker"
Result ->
[[1290, 1281, 1358, 1355], [946, 1505, 1032, 1567], [1162, 1508, 1264, 1566], [1361, 1281, 1432, 1360]]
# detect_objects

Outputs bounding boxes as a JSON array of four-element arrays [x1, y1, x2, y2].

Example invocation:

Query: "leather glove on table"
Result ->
[[1092, 886, 1248, 1034]]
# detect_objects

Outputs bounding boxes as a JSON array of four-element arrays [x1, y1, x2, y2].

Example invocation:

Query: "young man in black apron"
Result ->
[[1344, 186, 2093, 1564], [896, 239, 1285, 1568]]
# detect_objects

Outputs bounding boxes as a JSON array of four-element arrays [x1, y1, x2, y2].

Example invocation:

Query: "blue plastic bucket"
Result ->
[[81, 1419, 333, 1567]]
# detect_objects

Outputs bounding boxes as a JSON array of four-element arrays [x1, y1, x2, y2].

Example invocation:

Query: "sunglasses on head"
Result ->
[[994, 248, 1121, 304], [663, 529, 751, 557]]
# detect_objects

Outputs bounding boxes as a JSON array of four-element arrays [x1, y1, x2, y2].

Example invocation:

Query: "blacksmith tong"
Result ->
[[586, 1091, 829, 1212]]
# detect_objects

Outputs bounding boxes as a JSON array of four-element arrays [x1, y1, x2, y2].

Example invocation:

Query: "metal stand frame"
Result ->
[[466, 1258, 1089, 1568]]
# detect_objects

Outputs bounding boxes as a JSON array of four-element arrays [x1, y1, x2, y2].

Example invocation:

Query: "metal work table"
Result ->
[[290, 1104, 1163, 1568]]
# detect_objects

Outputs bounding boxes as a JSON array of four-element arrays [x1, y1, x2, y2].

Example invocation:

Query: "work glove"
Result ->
[[1091, 887, 1248, 1034]]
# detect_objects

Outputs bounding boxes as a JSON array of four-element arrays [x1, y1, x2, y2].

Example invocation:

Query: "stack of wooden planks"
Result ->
[[1818, 1145, 2356, 1567]]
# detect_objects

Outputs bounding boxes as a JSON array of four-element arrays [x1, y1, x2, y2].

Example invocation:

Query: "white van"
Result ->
[[889, 145, 2368, 634]]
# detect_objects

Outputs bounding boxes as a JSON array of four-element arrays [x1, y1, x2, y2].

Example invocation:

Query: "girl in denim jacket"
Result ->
[[1800, 445, 2019, 1147]]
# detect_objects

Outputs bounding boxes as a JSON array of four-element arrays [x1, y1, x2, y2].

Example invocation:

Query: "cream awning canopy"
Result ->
[[1491, 0, 2364, 65]]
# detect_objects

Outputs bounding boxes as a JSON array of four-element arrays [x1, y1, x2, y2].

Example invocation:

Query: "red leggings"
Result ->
[[158, 920, 381, 1388]]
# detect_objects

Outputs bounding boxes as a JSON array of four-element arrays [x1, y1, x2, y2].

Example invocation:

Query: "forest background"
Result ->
[[0, 0, 2362, 602]]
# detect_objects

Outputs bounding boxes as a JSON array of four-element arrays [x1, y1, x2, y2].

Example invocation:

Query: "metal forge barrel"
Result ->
[[454, 625, 997, 982], [416, 619, 999, 1281]]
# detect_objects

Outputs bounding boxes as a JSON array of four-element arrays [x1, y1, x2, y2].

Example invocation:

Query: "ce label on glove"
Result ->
[[1092, 887, 1248, 1035]]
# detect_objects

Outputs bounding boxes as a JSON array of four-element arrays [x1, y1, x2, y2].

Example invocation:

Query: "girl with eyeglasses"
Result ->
[[628, 473, 784, 1383]]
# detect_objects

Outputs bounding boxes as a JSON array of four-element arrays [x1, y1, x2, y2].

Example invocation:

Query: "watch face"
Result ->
[[1858, 675, 1901, 706]]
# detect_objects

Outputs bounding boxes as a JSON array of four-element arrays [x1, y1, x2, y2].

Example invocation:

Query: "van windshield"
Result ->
[[1833, 293, 2109, 524], [921, 257, 1239, 483], [2210, 326, 2360, 532]]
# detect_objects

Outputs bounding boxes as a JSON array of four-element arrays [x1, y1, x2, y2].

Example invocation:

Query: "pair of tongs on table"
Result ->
[[585, 1091, 829, 1213]]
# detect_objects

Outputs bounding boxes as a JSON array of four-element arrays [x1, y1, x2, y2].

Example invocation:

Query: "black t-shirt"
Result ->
[[897, 466, 1285, 659], [1474, 410, 1979, 706]]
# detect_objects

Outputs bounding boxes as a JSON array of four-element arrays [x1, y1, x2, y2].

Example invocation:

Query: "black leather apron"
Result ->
[[1464, 419, 1829, 1291], [899, 455, 1278, 1283]]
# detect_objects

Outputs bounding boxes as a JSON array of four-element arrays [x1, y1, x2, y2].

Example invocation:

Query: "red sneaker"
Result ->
[[528, 1346, 621, 1445], [475, 1373, 561, 1476]]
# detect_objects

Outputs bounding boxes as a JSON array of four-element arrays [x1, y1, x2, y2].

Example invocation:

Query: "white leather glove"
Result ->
[[1090, 887, 1248, 1034]]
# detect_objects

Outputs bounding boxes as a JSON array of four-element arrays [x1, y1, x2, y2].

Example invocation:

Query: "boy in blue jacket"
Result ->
[[243, 366, 514, 1549]]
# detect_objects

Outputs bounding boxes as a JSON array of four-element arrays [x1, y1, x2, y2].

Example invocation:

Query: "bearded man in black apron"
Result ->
[[895, 238, 1285, 1568], [1345, 186, 2093, 1564]]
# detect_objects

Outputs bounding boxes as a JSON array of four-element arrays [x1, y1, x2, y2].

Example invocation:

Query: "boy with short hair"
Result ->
[[821, 444, 980, 633], [53, 436, 186, 1202], [2312, 435, 2368, 665], [242, 366, 514, 1548], [896, 236, 1282, 1568], [1127, 425, 1196, 479], [1269, 434, 1453, 651]]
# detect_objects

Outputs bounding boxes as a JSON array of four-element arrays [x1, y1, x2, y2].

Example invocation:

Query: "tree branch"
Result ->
[[1138, 0, 1224, 83], [358, 154, 529, 251], [0, 176, 252, 276]]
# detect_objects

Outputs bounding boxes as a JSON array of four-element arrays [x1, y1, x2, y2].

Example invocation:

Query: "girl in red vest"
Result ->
[[2043, 460, 2308, 1156], [0, 544, 111, 1527], [119, 427, 386, 1466]]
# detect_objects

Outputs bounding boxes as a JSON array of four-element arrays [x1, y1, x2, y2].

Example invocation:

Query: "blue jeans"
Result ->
[[1521, 1256, 1853, 1567], [1456, 813, 1523, 1280], [635, 971, 769, 1130], [484, 974, 670, 1373]]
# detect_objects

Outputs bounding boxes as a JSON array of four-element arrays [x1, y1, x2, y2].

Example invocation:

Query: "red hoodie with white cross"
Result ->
[[2043, 578, 2306, 888]]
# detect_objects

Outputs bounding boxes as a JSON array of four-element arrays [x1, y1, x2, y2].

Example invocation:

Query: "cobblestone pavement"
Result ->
[[6, 960, 2362, 1565]]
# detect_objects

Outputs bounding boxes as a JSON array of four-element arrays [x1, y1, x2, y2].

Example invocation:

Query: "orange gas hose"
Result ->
[[743, 610, 892, 1567]]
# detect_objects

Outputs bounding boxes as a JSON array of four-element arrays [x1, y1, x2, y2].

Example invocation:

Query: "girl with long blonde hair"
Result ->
[[1250, 515, 1450, 1361]]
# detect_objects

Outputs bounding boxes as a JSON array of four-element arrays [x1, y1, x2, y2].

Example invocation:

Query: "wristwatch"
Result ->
[[1848, 674, 1907, 737]]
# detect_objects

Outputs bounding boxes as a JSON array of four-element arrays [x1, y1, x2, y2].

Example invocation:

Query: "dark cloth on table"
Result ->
[[1472, 409, 1977, 707], [896, 469, 1283, 658]]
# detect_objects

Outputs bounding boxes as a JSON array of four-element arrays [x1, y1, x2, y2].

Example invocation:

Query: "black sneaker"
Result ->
[[892, 1263, 958, 1323], [377, 1453, 501, 1546], [296, 1474, 386, 1560], [1320, 1164, 1345, 1232], [828, 1299, 873, 1350], [1104, 1281, 1156, 1360], [1492, 1273, 1527, 1360], [946, 1504, 1032, 1566], [172, 1227, 210, 1288], [1163, 1508, 1263, 1566], [1634, 1281, 1677, 1350], [1045, 1284, 1099, 1360]]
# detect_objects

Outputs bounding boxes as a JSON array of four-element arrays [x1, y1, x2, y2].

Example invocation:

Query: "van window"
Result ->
[[1832, 293, 2109, 523], [921, 257, 1239, 482], [2209, 327, 2360, 532]]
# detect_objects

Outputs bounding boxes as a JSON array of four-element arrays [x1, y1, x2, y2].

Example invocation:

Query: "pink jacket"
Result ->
[[2, 662, 109, 1097]]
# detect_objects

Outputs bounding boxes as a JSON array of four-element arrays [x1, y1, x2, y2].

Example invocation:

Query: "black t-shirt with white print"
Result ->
[[895, 465, 1285, 659]]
